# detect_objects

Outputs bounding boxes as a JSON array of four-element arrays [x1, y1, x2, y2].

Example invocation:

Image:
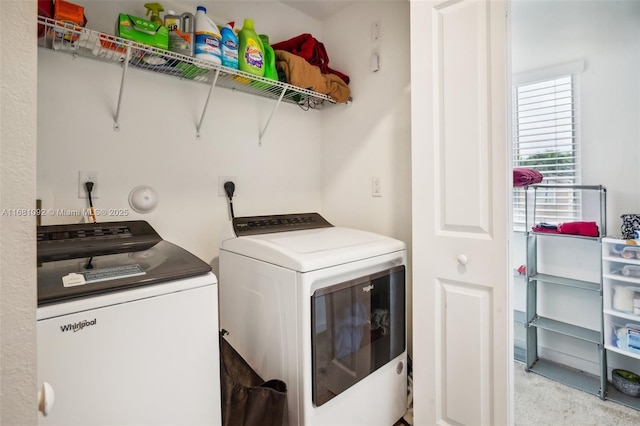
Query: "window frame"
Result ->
[[512, 61, 584, 231]]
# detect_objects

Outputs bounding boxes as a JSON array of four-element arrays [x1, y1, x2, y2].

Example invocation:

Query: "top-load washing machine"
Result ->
[[219, 213, 407, 426], [36, 220, 221, 425]]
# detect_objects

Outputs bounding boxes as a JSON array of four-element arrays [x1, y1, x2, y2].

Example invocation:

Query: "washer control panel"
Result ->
[[232, 212, 333, 236]]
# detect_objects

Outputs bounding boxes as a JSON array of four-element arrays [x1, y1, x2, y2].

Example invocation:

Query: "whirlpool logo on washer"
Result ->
[[60, 319, 97, 333], [362, 284, 374, 293]]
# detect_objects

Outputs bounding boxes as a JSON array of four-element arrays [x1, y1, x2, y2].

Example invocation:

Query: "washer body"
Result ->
[[219, 213, 407, 426], [37, 221, 221, 425]]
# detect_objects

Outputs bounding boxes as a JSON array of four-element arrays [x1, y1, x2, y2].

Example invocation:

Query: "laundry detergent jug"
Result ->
[[194, 6, 222, 64], [238, 18, 264, 76]]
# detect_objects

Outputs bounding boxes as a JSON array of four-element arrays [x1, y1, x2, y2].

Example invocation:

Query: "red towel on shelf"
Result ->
[[532, 225, 560, 234], [557, 221, 599, 237], [271, 34, 350, 85], [513, 168, 543, 187]]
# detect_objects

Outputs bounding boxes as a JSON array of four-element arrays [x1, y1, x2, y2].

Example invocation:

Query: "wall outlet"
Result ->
[[78, 171, 98, 199], [372, 177, 382, 197], [371, 21, 381, 42], [218, 176, 237, 197]]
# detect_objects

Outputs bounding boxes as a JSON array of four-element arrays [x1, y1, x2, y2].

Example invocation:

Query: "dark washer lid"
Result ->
[[38, 220, 161, 262], [37, 221, 211, 306], [232, 212, 333, 236]]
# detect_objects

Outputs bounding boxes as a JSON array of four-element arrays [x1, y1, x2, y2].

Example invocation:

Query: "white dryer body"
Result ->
[[219, 215, 407, 426]]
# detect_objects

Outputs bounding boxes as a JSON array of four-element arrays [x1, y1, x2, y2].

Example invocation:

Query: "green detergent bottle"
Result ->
[[238, 19, 265, 77], [259, 34, 278, 81]]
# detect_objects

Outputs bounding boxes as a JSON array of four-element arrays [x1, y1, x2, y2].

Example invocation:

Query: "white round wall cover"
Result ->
[[128, 185, 159, 213]]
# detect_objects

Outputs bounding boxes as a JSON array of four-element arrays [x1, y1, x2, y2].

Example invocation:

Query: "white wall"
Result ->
[[321, 0, 411, 244], [0, 1, 38, 423], [511, 0, 640, 374]]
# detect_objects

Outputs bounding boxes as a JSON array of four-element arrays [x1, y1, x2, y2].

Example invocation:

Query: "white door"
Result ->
[[410, 0, 510, 425]]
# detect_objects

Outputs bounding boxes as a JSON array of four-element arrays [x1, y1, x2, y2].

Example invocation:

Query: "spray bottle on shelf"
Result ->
[[164, 10, 194, 56], [220, 22, 238, 69], [144, 3, 164, 26], [194, 5, 222, 64]]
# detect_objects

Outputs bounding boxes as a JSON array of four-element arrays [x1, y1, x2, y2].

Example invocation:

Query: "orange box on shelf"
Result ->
[[54, 0, 86, 25], [51, 0, 87, 42]]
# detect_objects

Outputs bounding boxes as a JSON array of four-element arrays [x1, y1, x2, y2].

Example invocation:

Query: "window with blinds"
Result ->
[[513, 74, 581, 231]]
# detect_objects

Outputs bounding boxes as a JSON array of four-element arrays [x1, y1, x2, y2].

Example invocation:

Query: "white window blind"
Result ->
[[513, 74, 581, 230]]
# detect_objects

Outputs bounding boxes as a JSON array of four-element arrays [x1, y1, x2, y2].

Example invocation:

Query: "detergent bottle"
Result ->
[[164, 10, 180, 31], [144, 2, 164, 26], [238, 18, 265, 77], [194, 6, 222, 64], [259, 34, 278, 80], [220, 22, 238, 69], [164, 10, 194, 56]]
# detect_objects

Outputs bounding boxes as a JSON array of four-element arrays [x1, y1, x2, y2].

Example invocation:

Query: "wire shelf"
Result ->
[[37, 16, 337, 111]]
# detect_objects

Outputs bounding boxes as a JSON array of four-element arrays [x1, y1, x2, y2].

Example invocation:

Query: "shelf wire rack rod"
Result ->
[[259, 87, 287, 145], [113, 45, 132, 132], [196, 68, 221, 139]]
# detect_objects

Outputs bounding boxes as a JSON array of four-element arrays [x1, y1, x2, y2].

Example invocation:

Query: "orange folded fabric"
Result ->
[[275, 50, 350, 103]]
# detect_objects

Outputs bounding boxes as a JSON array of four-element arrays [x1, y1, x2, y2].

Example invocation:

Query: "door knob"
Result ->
[[38, 382, 54, 416], [457, 254, 468, 265]]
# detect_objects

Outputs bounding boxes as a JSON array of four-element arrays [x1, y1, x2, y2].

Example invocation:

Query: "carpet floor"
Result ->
[[514, 361, 640, 425]]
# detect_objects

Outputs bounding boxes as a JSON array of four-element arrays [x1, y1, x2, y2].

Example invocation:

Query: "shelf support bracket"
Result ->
[[113, 45, 132, 132], [196, 69, 221, 140], [258, 87, 286, 146]]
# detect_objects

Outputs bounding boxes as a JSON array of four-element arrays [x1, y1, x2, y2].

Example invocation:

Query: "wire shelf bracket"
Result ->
[[259, 88, 286, 145], [113, 45, 132, 132], [196, 69, 221, 140]]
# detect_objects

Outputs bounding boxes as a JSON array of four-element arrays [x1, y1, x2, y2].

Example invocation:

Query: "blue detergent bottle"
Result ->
[[221, 22, 238, 69]]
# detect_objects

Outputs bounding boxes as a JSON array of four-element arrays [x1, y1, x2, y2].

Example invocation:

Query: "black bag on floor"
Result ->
[[219, 332, 287, 426]]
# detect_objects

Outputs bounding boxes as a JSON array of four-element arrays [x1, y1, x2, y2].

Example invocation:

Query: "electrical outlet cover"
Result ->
[[372, 177, 382, 197]]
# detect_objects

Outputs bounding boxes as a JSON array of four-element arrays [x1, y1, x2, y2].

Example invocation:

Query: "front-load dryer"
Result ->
[[219, 213, 407, 426]]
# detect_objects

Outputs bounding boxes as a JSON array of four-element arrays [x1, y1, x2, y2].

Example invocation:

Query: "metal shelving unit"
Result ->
[[37, 16, 337, 142], [524, 184, 607, 398]]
